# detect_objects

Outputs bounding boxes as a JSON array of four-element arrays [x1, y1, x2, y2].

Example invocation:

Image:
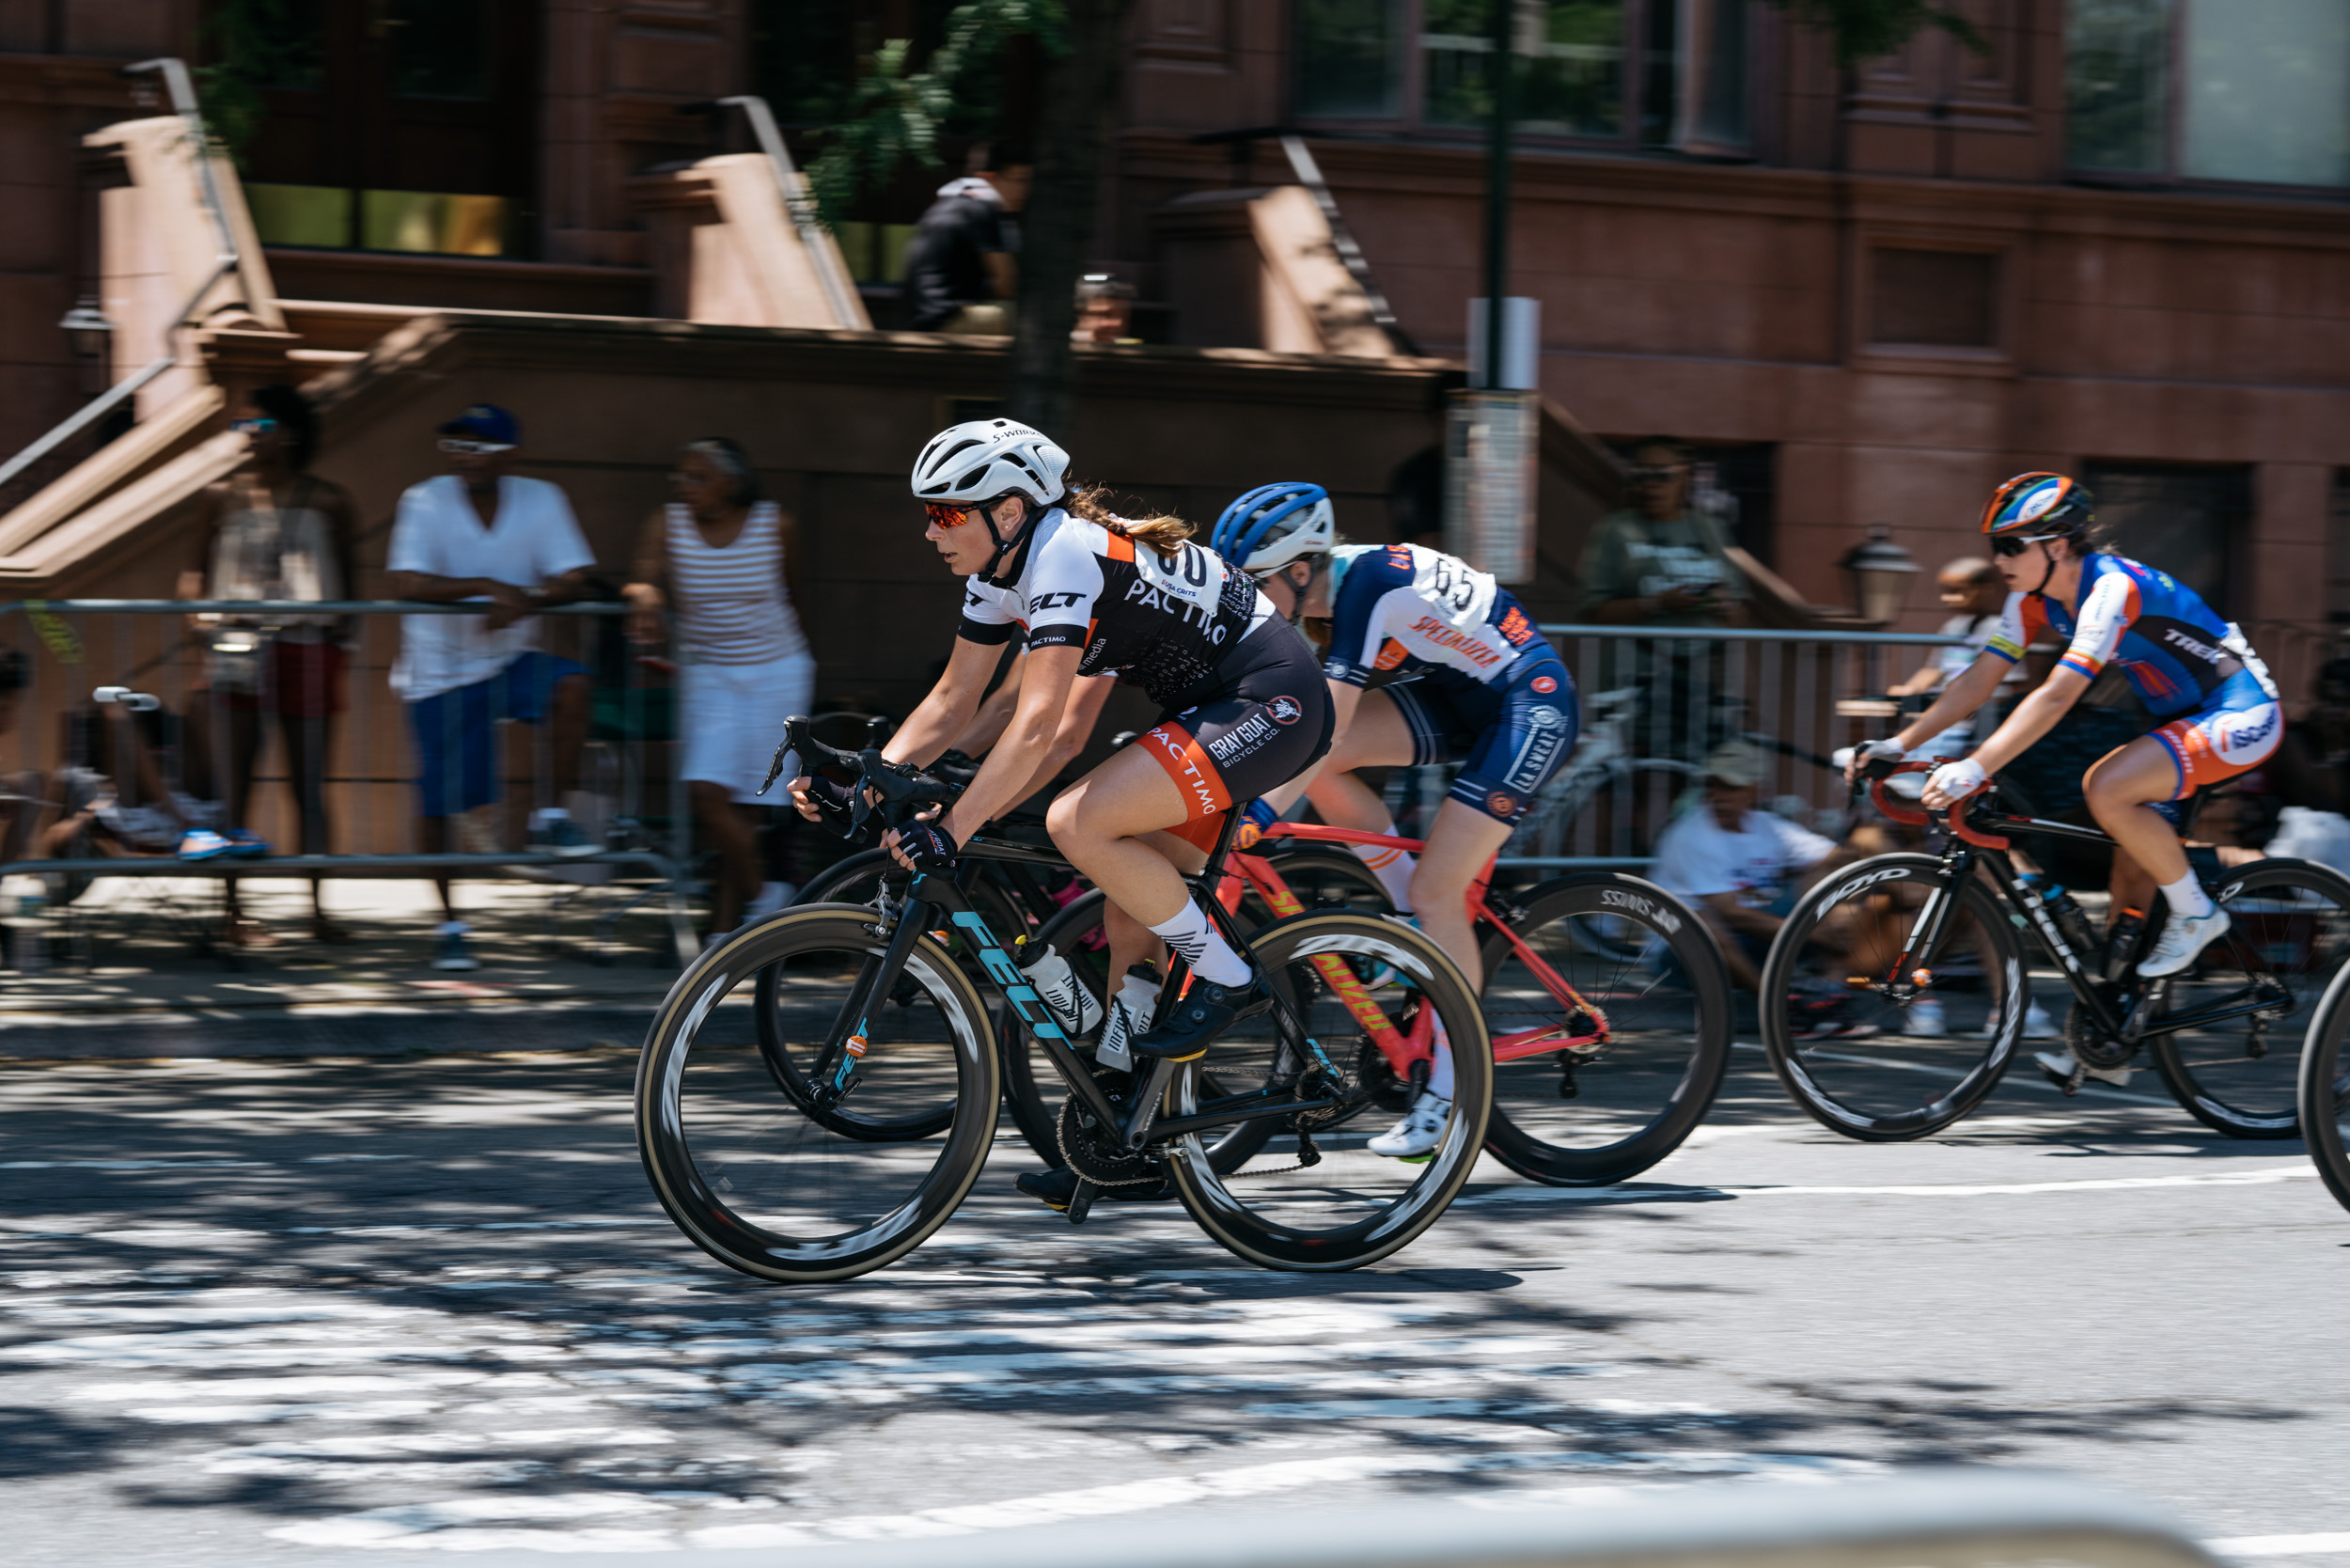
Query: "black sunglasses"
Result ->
[[1989, 533, 2060, 558]]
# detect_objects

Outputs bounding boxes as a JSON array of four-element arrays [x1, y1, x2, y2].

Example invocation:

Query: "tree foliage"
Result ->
[[804, 0, 1067, 229], [1765, 0, 1987, 69]]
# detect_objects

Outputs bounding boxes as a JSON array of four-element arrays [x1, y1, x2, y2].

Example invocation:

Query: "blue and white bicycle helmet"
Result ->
[[1210, 482, 1335, 577]]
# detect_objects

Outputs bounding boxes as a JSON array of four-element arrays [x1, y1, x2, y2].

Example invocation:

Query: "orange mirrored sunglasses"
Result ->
[[924, 501, 977, 529]]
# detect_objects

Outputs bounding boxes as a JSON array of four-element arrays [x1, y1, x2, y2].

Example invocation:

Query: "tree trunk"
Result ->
[[1002, 0, 1132, 438]]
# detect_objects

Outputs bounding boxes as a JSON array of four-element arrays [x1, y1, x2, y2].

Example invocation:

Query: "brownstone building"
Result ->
[[2, 0, 2345, 671]]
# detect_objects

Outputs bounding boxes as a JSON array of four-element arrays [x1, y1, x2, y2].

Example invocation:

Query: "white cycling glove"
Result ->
[[1926, 757, 1988, 802], [1853, 739, 1906, 770]]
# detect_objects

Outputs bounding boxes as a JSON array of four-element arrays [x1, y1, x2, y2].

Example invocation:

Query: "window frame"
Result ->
[[2064, 0, 2350, 199], [1291, 0, 1761, 161]]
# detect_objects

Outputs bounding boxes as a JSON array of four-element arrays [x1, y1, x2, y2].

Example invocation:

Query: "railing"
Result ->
[[1443, 621, 1980, 871], [0, 600, 697, 966]]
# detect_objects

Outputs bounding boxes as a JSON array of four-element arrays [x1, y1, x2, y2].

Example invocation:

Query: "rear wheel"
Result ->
[[637, 907, 999, 1283], [1477, 874, 1732, 1184], [2148, 858, 2350, 1138], [1167, 910, 1492, 1271], [1761, 854, 2025, 1141]]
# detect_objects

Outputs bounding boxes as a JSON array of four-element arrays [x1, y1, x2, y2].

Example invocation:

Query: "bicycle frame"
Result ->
[[807, 818, 1384, 1159], [1241, 823, 1611, 1065], [1867, 768, 2293, 1047]]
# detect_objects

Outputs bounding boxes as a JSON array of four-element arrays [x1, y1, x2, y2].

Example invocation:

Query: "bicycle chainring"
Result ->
[[1056, 1066, 1158, 1185], [2064, 1000, 2136, 1071]]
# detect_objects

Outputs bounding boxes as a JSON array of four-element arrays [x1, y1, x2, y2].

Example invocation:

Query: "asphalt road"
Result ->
[[3, 1043, 2345, 1565]]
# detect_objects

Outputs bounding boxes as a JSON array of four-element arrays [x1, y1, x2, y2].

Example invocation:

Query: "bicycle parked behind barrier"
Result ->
[[634, 718, 1494, 1282], [1761, 758, 2350, 1141]]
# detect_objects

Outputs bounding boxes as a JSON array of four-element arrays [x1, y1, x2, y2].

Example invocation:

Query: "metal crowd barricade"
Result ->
[[0, 599, 697, 966], [1422, 622, 1976, 872]]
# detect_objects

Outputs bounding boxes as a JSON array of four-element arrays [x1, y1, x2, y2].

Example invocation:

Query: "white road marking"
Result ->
[[1457, 1161, 2313, 1205], [2212, 1534, 2350, 1558]]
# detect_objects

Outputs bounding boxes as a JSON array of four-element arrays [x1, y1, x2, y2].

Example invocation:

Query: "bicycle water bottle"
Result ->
[[2018, 871, 2098, 964], [2104, 906, 2147, 984], [1016, 942, 1103, 1039]]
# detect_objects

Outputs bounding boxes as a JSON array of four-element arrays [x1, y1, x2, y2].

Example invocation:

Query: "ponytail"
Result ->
[[1065, 483, 1192, 562]]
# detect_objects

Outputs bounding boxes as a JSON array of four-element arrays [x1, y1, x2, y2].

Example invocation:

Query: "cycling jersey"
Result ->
[[1983, 553, 2280, 798], [958, 508, 1274, 710], [1324, 542, 1551, 688], [1982, 554, 2273, 719]]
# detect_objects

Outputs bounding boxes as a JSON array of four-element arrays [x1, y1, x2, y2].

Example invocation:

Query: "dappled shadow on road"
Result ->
[[0, 1051, 2321, 1559]]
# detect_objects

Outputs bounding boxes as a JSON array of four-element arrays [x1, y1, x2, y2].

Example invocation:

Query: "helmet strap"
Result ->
[[2028, 537, 2061, 598], [979, 494, 1040, 579]]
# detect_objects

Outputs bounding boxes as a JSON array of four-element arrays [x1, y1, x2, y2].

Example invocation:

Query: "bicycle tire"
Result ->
[[636, 906, 1000, 1284], [1761, 853, 2026, 1141], [1167, 909, 1493, 1271], [997, 888, 1281, 1173], [2295, 961, 2350, 1215], [2148, 857, 2350, 1139], [1478, 873, 1733, 1185]]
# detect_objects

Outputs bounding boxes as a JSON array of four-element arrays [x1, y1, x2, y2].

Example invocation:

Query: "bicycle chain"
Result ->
[[1056, 1066, 1158, 1185]]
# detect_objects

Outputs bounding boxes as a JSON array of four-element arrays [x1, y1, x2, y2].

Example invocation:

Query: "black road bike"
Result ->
[[634, 720, 1494, 1283], [1762, 760, 2350, 1140], [2296, 962, 2350, 1215]]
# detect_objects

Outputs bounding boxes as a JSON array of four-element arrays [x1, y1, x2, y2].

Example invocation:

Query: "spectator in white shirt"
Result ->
[[1652, 741, 1841, 990], [384, 403, 597, 971]]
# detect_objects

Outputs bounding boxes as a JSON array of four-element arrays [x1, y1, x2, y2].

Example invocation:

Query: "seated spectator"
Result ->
[[385, 403, 598, 972], [1651, 742, 1840, 992], [1886, 557, 2008, 760], [175, 384, 358, 946], [624, 437, 815, 944], [1073, 274, 1136, 343], [41, 690, 221, 864], [902, 141, 1030, 334]]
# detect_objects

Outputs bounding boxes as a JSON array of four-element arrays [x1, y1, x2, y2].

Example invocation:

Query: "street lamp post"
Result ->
[[1841, 525, 1921, 626]]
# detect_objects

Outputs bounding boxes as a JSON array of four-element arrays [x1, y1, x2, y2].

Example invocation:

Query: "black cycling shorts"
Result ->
[[1383, 652, 1579, 824], [1138, 624, 1333, 853]]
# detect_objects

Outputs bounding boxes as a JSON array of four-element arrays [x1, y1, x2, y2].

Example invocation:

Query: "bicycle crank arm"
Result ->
[[1120, 1058, 1182, 1152], [1065, 1178, 1099, 1225]]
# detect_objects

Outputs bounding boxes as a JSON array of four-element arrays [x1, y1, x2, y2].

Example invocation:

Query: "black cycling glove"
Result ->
[[895, 819, 960, 873]]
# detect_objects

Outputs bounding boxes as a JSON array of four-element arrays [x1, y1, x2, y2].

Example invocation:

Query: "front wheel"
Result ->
[[1478, 874, 1732, 1185], [1761, 853, 2026, 1141], [2149, 857, 2350, 1138], [1166, 909, 1493, 1271], [2296, 961, 2350, 1215], [636, 907, 1000, 1284]]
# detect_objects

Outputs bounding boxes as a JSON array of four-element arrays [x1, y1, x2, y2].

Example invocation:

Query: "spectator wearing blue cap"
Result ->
[[385, 403, 598, 971]]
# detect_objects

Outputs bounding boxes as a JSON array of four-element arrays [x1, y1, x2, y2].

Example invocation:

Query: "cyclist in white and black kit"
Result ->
[[788, 419, 1332, 1211]]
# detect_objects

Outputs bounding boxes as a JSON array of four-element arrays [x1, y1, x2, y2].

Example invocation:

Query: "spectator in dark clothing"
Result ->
[[903, 141, 1032, 333]]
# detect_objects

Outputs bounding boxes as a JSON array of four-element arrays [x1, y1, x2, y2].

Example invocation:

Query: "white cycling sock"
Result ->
[[1147, 902, 1251, 986], [1352, 835, 1418, 913], [2160, 872, 2215, 921]]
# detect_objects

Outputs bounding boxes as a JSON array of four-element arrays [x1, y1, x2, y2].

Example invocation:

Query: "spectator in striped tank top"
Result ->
[[624, 438, 814, 942]]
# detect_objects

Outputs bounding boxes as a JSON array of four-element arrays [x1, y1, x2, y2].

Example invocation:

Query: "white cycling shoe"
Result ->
[[1367, 1091, 1450, 1160], [2034, 1049, 2136, 1091], [2138, 908, 2231, 979]]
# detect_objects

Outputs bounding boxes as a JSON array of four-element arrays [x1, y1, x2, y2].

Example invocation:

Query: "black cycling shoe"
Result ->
[[1015, 1168, 1171, 1211], [1126, 968, 1268, 1062]]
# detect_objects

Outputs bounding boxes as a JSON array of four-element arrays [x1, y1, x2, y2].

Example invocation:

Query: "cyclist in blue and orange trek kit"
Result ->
[[1209, 484, 1578, 1158], [1846, 472, 2282, 1080], [787, 421, 1332, 1212]]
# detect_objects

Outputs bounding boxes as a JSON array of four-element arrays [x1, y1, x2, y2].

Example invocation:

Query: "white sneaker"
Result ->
[[1983, 1000, 2060, 1040], [1367, 1091, 1450, 1159], [2034, 1048, 2135, 1091], [1902, 997, 1947, 1037], [2138, 908, 2231, 978]]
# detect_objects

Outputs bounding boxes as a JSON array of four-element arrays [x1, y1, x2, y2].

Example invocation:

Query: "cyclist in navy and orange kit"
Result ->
[[1848, 473, 2280, 1043], [1210, 485, 1577, 1157]]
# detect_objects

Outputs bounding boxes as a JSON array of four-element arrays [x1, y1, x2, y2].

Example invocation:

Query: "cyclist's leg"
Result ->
[[1300, 686, 1422, 906], [1049, 749, 1246, 979]]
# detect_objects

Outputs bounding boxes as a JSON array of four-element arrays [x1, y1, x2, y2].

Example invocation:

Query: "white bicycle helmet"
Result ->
[[910, 418, 1070, 508]]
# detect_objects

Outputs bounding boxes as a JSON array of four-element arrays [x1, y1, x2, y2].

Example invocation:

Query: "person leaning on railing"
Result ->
[[173, 384, 358, 947], [622, 437, 814, 946], [384, 402, 599, 973]]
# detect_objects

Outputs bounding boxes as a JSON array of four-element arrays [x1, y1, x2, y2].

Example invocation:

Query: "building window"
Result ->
[[2079, 462, 2251, 613], [1296, 0, 1752, 154], [1869, 248, 1998, 348], [2066, 0, 2350, 189]]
